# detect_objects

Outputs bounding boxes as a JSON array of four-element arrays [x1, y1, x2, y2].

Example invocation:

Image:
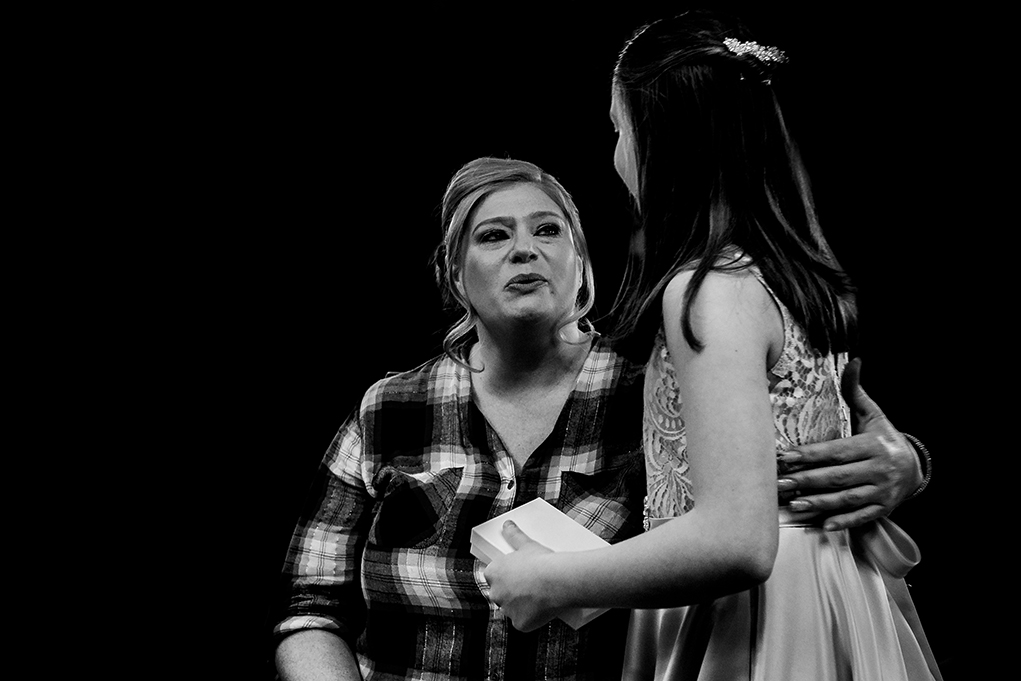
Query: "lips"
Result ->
[[506, 273, 548, 291], [507, 273, 546, 285]]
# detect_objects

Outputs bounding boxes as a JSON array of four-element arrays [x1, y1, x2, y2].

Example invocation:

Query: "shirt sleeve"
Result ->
[[272, 411, 374, 644]]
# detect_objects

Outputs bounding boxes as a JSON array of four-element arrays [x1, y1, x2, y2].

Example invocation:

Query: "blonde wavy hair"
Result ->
[[431, 157, 597, 369]]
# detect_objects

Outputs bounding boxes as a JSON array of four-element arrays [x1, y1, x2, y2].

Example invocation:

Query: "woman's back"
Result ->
[[628, 261, 941, 680], [643, 261, 850, 523]]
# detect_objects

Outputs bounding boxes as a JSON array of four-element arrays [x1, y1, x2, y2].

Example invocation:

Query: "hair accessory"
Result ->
[[723, 37, 788, 64]]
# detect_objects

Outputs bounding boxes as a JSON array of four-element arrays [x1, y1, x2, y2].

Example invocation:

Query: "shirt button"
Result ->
[[507, 479, 514, 489]]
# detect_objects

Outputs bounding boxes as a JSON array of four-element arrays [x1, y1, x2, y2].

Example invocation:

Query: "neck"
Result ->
[[472, 320, 591, 393]]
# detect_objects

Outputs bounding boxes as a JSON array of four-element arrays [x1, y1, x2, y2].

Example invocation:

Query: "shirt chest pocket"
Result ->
[[368, 466, 464, 549], [557, 455, 646, 542]]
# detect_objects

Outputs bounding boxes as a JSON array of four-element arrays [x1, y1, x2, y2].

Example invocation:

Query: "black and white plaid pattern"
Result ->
[[275, 339, 646, 680]]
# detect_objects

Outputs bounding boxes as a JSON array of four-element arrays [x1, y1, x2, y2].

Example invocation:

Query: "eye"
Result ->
[[535, 222, 563, 237], [477, 228, 509, 243]]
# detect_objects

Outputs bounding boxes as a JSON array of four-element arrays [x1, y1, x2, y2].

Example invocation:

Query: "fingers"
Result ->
[[817, 504, 886, 532], [780, 434, 873, 468], [501, 520, 533, 551], [840, 357, 877, 415], [839, 356, 863, 406], [780, 458, 876, 491], [786, 485, 893, 531], [499, 608, 544, 633], [788, 483, 880, 511], [840, 357, 888, 430]]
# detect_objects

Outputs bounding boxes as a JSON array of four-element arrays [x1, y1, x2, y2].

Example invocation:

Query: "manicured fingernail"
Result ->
[[777, 478, 796, 492], [788, 499, 811, 511], [779, 452, 801, 463]]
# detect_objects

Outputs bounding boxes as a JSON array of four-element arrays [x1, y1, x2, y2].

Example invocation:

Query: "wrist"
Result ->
[[539, 551, 595, 611], [540, 553, 572, 608]]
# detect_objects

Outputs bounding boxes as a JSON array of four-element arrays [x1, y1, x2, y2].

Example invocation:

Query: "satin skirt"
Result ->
[[622, 516, 942, 681]]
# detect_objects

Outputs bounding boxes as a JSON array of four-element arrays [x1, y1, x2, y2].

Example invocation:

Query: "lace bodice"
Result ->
[[642, 266, 851, 521]]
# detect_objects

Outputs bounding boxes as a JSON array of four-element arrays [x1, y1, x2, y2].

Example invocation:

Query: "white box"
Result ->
[[471, 497, 610, 629]]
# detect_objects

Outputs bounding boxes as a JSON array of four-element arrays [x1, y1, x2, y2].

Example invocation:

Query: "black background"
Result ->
[[151, 4, 991, 678]]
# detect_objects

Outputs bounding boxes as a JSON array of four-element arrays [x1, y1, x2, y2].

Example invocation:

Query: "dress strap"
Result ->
[[746, 265, 797, 377]]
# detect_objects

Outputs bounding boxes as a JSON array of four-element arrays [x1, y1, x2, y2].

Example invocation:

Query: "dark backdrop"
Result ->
[[162, 5, 985, 678]]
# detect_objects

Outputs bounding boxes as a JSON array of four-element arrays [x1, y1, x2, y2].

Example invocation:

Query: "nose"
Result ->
[[509, 232, 539, 263]]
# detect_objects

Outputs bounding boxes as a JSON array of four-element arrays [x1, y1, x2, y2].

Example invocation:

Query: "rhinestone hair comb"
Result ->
[[723, 37, 788, 64]]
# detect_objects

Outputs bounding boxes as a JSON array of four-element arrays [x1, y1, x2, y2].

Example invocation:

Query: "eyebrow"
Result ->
[[473, 211, 566, 231]]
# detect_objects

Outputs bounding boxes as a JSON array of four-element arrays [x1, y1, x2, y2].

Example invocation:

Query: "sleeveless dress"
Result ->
[[622, 265, 943, 681]]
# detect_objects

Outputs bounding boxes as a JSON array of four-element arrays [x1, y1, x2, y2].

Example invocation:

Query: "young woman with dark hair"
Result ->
[[484, 11, 942, 680]]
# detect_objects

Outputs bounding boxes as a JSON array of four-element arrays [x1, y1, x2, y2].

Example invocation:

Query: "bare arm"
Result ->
[[485, 271, 781, 631], [275, 630, 362, 681], [776, 358, 924, 530]]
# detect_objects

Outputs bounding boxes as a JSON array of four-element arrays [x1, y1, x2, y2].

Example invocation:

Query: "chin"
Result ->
[[504, 302, 560, 324]]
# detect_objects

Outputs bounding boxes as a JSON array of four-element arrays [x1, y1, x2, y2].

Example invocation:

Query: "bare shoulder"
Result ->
[[662, 268, 776, 324], [661, 268, 782, 358]]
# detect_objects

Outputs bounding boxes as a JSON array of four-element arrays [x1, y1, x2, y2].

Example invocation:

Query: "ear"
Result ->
[[453, 268, 466, 297]]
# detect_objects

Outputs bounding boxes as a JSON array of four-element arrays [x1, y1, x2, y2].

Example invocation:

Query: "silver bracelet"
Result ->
[[901, 433, 931, 499]]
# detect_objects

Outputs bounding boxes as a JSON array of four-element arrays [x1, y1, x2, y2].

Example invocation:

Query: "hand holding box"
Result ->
[[471, 498, 610, 629]]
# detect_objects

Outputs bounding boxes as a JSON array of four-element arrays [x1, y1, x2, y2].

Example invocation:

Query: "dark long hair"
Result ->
[[609, 10, 856, 360]]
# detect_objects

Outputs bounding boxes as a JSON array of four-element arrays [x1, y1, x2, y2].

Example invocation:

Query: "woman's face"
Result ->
[[610, 86, 639, 200], [459, 182, 583, 333]]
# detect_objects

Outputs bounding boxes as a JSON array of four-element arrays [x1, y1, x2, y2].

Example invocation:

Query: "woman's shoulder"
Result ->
[[663, 248, 754, 289], [662, 256, 767, 317], [660, 254, 783, 354], [362, 351, 465, 407], [589, 335, 646, 385]]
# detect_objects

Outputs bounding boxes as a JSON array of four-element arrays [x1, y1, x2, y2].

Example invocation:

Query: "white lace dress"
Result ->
[[623, 266, 942, 681]]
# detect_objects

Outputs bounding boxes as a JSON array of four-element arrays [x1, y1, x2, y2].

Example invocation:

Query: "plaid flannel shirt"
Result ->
[[274, 339, 646, 680]]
